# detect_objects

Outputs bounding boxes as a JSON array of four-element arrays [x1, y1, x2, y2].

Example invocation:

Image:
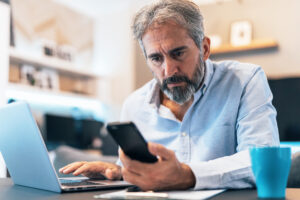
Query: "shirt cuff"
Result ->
[[188, 150, 255, 190]]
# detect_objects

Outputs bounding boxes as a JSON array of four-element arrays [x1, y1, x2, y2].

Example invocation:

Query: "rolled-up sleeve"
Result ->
[[189, 67, 279, 190], [189, 150, 254, 189]]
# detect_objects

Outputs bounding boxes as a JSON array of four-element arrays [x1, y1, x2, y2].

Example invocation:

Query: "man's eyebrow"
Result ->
[[147, 46, 187, 58], [147, 52, 161, 59], [168, 46, 187, 54]]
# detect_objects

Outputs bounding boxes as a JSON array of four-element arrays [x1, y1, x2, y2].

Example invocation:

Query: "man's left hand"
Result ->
[[119, 142, 196, 191]]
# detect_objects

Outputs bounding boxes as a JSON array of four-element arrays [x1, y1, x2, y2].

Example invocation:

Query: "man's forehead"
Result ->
[[147, 20, 182, 30], [143, 21, 188, 39], [142, 22, 192, 54]]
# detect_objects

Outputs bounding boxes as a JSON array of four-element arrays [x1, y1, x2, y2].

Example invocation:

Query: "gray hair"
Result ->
[[132, 0, 205, 56]]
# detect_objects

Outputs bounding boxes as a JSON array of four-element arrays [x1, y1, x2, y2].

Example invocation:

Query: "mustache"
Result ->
[[162, 75, 193, 88]]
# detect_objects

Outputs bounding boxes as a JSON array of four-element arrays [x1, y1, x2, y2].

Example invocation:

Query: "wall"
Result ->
[[134, 41, 153, 89], [55, 0, 138, 120], [0, 1, 10, 178], [200, 0, 300, 79], [0, 2, 9, 106], [93, 8, 135, 106]]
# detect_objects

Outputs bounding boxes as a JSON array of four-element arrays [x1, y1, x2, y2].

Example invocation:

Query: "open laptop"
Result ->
[[0, 102, 132, 193]]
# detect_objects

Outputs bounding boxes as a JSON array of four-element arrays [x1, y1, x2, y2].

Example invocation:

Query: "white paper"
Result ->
[[167, 189, 225, 199], [94, 189, 226, 200]]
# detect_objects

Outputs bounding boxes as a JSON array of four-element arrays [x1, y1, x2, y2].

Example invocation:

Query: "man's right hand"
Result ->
[[59, 161, 122, 180]]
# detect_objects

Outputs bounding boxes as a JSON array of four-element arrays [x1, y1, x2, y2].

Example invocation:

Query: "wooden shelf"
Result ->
[[210, 39, 278, 55], [7, 83, 97, 99], [6, 83, 101, 109], [9, 48, 99, 79]]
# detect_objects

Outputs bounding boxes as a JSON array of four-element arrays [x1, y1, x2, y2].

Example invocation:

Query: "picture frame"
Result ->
[[40, 70, 59, 90], [209, 34, 222, 48], [230, 20, 252, 46], [20, 64, 36, 86]]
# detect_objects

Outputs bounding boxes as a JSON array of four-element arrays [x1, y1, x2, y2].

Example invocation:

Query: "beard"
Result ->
[[155, 56, 205, 105]]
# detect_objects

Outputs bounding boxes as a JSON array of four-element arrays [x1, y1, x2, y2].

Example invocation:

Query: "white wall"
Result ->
[[200, 0, 300, 79], [93, 6, 135, 105], [0, 2, 9, 106], [0, 2, 10, 178], [55, 0, 139, 120]]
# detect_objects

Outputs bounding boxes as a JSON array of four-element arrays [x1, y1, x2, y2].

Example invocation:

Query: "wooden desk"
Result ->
[[1, 178, 300, 200]]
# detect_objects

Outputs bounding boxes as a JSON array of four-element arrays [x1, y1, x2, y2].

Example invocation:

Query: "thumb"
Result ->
[[105, 167, 122, 180], [148, 142, 174, 161]]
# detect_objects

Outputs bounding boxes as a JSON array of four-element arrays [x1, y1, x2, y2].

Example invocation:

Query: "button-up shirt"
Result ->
[[120, 59, 279, 190]]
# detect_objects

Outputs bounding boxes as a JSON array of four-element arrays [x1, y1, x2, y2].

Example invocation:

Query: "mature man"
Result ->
[[60, 0, 279, 191]]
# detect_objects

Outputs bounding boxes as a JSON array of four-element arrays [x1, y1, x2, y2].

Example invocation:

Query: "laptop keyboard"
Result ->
[[60, 179, 103, 187]]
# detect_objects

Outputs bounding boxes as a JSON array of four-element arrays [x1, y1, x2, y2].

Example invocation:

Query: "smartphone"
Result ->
[[106, 121, 158, 163]]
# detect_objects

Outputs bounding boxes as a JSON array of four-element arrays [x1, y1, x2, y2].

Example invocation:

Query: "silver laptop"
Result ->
[[0, 102, 132, 193]]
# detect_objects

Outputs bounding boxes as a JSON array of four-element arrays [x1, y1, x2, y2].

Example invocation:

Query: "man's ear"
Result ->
[[202, 37, 211, 61]]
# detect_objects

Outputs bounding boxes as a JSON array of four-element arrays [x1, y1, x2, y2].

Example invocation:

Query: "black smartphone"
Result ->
[[106, 121, 158, 163]]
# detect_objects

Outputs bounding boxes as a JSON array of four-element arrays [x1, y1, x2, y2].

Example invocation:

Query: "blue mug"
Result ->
[[250, 147, 291, 199]]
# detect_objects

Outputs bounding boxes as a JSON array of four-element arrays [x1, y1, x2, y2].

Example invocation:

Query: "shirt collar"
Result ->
[[146, 79, 161, 110], [193, 58, 214, 101], [146, 59, 215, 109]]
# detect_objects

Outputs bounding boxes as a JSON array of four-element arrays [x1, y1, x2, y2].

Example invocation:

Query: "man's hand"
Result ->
[[59, 161, 122, 180], [120, 142, 196, 191]]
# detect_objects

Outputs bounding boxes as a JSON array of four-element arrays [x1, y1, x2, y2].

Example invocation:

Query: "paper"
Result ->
[[167, 190, 225, 199], [94, 189, 226, 200]]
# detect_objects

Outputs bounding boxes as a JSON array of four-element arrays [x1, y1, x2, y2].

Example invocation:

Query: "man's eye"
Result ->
[[151, 56, 162, 63], [173, 51, 184, 58]]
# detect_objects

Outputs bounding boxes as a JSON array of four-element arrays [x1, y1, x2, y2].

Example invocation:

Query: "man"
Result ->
[[60, 0, 279, 191]]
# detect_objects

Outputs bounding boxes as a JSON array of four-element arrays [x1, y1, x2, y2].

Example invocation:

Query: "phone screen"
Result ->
[[107, 122, 157, 163]]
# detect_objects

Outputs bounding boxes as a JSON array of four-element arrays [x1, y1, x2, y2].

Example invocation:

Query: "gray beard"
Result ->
[[155, 56, 206, 105]]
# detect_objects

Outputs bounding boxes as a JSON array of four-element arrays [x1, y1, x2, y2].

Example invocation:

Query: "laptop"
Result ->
[[0, 102, 132, 193]]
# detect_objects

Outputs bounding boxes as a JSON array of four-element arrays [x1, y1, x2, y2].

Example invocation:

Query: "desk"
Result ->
[[1, 178, 300, 200]]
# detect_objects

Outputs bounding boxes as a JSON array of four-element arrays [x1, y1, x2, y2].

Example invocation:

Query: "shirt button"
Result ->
[[182, 132, 187, 137]]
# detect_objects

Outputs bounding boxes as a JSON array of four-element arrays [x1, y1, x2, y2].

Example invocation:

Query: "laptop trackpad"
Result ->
[[60, 177, 107, 186]]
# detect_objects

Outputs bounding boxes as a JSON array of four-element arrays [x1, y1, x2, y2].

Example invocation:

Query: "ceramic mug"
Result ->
[[250, 147, 291, 198]]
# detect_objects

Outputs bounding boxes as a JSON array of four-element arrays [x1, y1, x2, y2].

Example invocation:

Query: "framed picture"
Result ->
[[20, 64, 36, 86], [40, 70, 59, 90], [230, 21, 252, 46], [208, 34, 222, 48]]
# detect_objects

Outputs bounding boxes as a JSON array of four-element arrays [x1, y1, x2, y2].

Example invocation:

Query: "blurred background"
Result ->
[[0, 0, 300, 177]]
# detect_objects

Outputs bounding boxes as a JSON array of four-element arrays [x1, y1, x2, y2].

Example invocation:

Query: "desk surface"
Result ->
[[1, 178, 300, 200]]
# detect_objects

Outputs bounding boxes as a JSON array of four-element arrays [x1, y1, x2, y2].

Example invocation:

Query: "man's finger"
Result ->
[[73, 163, 107, 176], [119, 149, 151, 175], [105, 167, 122, 180], [59, 162, 80, 173], [105, 168, 116, 179], [148, 142, 174, 161], [73, 164, 91, 176], [60, 162, 86, 174], [122, 168, 145, 189], [119, 149, 143, 167]]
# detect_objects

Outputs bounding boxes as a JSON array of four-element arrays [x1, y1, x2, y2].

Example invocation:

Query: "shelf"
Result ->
[[210, 39, 278, 55], [6, 83, 101, 109], [9, 48, 99, 79], [7, 83, 97, 99]]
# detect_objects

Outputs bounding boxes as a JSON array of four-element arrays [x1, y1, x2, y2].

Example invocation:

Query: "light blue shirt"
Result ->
[[120, 59, 279, 190]]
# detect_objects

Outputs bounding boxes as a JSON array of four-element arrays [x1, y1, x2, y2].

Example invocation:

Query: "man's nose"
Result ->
[[163, 57, 179, 77]]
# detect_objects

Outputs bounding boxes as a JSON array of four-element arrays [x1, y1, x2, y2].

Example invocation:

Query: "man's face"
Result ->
[[142, 21, 207, 104]]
